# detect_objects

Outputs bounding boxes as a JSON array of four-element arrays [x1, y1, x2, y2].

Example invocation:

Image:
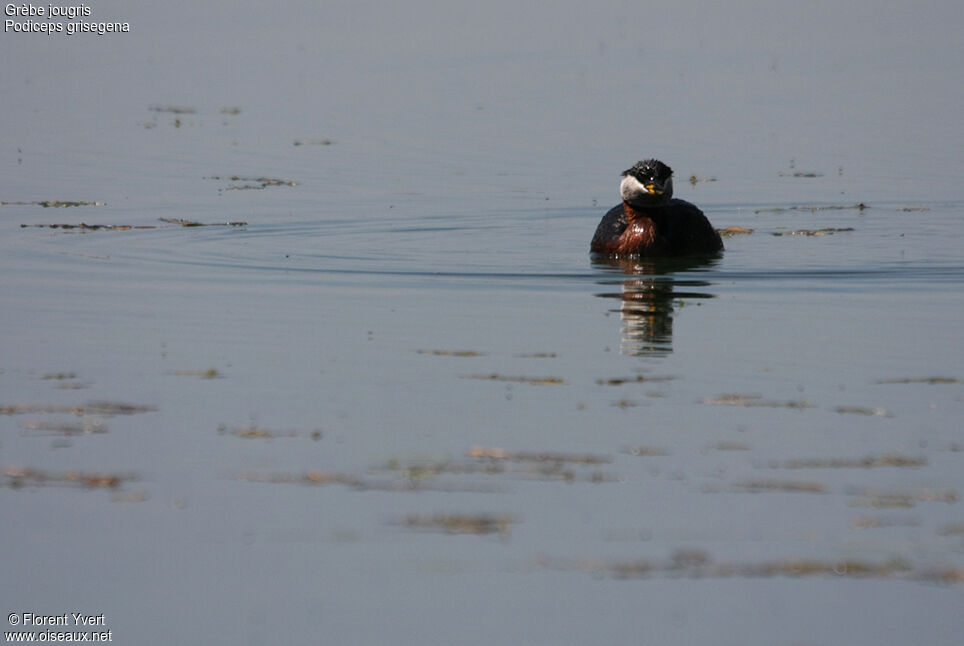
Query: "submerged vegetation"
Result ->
[[3, 466, 137, 491], [718, 226, 754, 237], [772, 227, 855, 236], [218, 423, 323, 441], [0, 401, 156, 416], [460, 374, 566, 385], [466, 446, 611, 465], [148, 104, 196, 115], [173, 368, 222, 379], [540, 550, 963, 585], [701, 394, 812, 409], [158, 218, 247, 227], [234, 445, 616, 493], [755, 203, 868, 213], [19, 418, 108, 436], [875, 376, 960, 385], [20, 219, 247, 231], [204, 175, 298, 190], [772, 454, 929, 469], [397, 513, 514, 538], [596, 374, 674, 385], [293, 138, 333, 146], [708, 479, 828, 494], [2, 200, 104, 208], [417, 349, 485, 357]]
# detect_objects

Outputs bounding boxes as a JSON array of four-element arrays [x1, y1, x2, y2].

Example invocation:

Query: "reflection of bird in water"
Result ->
[[620, 273, 676, 356], [594, 256, 718, 356], [591, 159, 723, 257]]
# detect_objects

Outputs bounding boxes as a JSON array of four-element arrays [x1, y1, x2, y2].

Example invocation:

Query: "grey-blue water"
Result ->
[[2, 2, 963, 644]]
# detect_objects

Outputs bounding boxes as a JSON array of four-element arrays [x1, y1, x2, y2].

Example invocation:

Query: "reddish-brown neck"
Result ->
[[608, 201, 661, 254], [623, 200, 666, 223]]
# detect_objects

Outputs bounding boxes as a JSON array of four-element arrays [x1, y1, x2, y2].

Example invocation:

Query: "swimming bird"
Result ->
[[591, 159, 723, 256]]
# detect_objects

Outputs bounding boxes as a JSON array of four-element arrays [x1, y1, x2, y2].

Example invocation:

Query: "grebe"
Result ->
[[590, 159, 723, 256]]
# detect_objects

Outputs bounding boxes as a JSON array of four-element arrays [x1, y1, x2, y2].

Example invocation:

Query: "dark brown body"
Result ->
[[590, 199, 723, 256]]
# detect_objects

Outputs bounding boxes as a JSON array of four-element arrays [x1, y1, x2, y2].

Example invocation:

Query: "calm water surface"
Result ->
[[2, 2, 963, 645]]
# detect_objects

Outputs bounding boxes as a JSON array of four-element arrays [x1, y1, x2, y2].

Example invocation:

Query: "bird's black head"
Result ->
[[620, 159, 674, 208]]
